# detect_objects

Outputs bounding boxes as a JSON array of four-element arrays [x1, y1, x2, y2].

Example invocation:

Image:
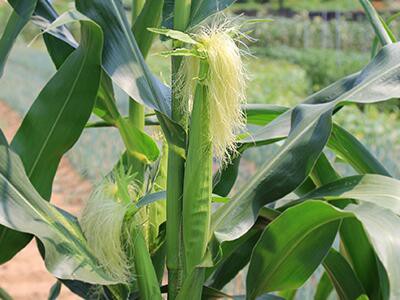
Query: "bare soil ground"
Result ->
[[0, 101, 92, 299]]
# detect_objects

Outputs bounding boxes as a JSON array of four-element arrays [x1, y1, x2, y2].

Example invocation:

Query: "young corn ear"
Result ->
[[181, 21, 248, 279], [79, 171, 139, 283], [178, 22, 247, 163]]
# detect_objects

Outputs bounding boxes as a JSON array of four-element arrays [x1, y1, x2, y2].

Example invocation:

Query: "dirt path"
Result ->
[[0, 101, 92, 299]]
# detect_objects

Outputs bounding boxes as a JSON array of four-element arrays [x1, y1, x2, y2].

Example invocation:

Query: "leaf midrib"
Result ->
[[0, 168, 105, 277], [251, 216, 344, 297], [109, 0, 158, 103], [337, 51, 400, 103], [27, 49, 88, 178], [214, 105, 333, 233]]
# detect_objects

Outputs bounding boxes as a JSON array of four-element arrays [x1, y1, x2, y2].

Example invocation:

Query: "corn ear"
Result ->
[[183, 60, 213, 276]]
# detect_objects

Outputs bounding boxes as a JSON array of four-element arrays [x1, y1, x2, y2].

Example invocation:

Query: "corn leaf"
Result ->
[[300, 174, 400, 215], [48, 281, 62, 300], [0, 131, 7, 147], [75, 0, 171, 117], [244, 104, 288, 126], [147, 28, 198, 45], [211, 42, 400, 244], [346, 203, 400, 300], [248, 199, 400, 299], [246, 201, 347, 299], [323, 249, 365, 300], [161, 0, 236, 30], [0, 287, 12, 300], [206, 228, 262, 290], [189, 0, 237, 28], [328, 124, 391, 176], [0, 11, 103, 265], [0, 1, 37, 77], [340, 219, 389, 300], [0, 145, 116, 284], [133, 0, 165, 58], [314, 272, 333, 300]]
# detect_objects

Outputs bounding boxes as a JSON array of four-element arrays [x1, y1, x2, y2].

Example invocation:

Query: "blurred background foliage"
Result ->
[[0, 0, 398, 186]]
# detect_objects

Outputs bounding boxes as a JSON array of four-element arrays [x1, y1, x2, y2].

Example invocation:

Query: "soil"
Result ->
[[0, 101, 92, 299]]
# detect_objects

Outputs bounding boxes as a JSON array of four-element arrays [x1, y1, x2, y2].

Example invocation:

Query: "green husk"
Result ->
[[183, 60, 212, 276]]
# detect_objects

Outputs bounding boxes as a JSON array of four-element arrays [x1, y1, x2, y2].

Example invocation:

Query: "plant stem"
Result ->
[[174, 0, 192, 31], [166, 1, 192, 298], [128, 3, 146, 183], [166, 59, 187, 299], [127, 101, 146, 183]]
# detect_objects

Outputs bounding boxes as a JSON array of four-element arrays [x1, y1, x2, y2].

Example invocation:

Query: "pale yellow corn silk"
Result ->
[[79, 171, 141, 283], [178, 22, 247, 163]]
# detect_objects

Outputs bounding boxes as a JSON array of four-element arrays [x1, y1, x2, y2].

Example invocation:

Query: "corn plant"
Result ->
[[0, 0, 399, 299]]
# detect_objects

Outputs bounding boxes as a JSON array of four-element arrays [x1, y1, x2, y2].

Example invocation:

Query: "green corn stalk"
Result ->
[[113, 1, 165, 299], [167, 0, 192, 298]]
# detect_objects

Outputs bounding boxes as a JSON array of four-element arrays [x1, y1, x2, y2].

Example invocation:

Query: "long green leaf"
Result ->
[[212, 42, 400, 244], [34, 1, 121, 127], [0, 146, 116, 284], [248, 199, 400, 299], [0, 1, 37, 77], [340, 219, 388, 300], [246, 201, 347, 299], [133, 0, 164, 58], [323, 249, 365, 300], [189, 0, 236, 28], [0, 287, 12, 300], [244, 104, 288, 126], [0, 132, 7, 147], [328, 124, 391, 176], [300, 174, 400, 215], [48, 281, 62, 300], [206, 228, 262, 290], [212, 102, 335, 243], [162, 0, 236, 30], [314, 272, 333, 300], [0, 11, 103, 264], [359, 0, 392, 46], [346, 203, 400, 299], [75, 0, 171, 116]]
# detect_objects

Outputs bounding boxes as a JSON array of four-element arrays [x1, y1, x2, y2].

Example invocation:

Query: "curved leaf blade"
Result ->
[[247, 201, 348, 299], [0, 146, 116, 284], [189, 0, 236, 28], [346, 203, 400, 300], [0, 10, 103, 264], [0, 1, 37, 77], [323, 249, 365, 300], [328, 124, 391, 176], [314, 272, 333, 300], [75, 0, 171, 116], [301, 174, 400, 215], [212, 103, 334, 242], [212, 42, 400, 245]]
